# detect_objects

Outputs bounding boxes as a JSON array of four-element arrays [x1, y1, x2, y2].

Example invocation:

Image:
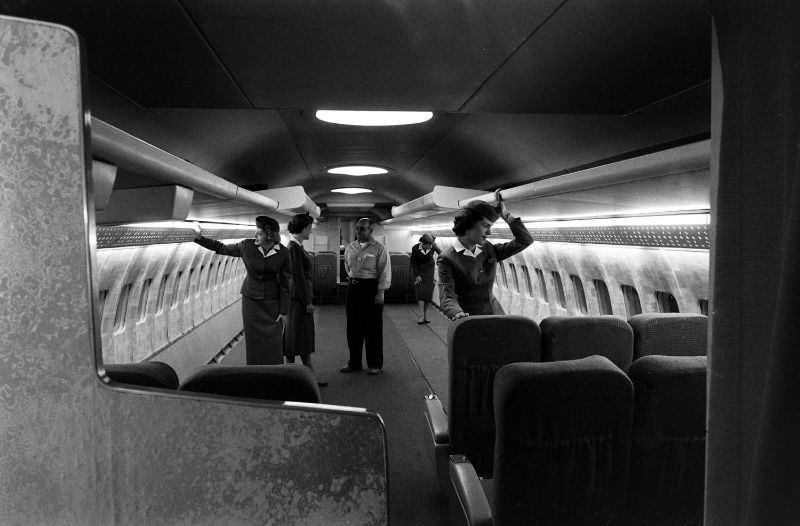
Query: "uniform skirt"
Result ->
[[284, 298, 315, 357], [414, 267, 435, 302], [241, 296, 283, 365]]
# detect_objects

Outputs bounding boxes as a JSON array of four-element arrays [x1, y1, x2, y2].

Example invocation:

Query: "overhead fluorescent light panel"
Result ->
[[316, 110, 433, 126]]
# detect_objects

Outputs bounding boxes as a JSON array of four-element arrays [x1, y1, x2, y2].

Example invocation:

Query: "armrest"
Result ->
[[424, 394, 450, 444], [449, 455, 493, 526]]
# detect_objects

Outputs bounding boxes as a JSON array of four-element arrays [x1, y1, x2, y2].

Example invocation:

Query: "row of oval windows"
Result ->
[[496, 262, 709, 317], [98, 258, 245, 333]]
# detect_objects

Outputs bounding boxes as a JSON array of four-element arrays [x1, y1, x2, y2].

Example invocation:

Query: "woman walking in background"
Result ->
[[192, 216, 290, 364], [410, 234, 439, 324], [284, 213, 327, 386]]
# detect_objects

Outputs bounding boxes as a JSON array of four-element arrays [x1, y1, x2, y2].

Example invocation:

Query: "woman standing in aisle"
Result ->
[[192, 216, 290, 365], [410, 233, 439, 324], [284, 213, 327, 386]]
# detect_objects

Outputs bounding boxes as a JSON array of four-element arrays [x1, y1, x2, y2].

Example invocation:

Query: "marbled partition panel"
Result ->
[[0, 17, 387, 525]]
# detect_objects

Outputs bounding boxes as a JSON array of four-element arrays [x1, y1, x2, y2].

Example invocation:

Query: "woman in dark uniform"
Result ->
[[437, 192, 533, 320], [192, 216, 290, 365], [410, 233, 439, 324], [284, 213, 326, 386]]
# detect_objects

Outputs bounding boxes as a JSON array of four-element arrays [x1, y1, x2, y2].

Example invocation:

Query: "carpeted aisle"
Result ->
[[312, 303, 450, 526]]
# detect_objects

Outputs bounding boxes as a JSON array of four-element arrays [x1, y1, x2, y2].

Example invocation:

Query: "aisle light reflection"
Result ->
[[123, 221, 255, 230], [402, 213, 710, 231], [524, 213, 710, 229]]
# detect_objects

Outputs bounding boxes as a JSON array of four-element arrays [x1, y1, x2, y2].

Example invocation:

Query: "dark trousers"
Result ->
[[345, 278, 383, 369]]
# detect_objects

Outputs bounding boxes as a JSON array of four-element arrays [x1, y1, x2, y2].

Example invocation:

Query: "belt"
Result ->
[[349, 277, 378, 285]]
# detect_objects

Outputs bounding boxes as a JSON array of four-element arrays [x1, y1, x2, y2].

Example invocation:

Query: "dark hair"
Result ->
[[255, 215, 280, 234], [452, 201, 499, 236], [288, 213, 313, 234], [419, 234, 434, 244]]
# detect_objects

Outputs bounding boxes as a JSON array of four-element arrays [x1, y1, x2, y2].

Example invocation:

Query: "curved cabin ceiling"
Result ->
[[3, 0, 711, 220]]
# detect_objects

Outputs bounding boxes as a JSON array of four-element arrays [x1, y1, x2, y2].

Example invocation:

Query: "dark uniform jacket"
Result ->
[[194, 236, 291, 315], [288, 240, 313, 306]]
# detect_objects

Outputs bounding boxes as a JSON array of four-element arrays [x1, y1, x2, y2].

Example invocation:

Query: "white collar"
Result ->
[[289, 237, 302, 246], [418, 243, 431, 255], [258, 243, 280, 258], [453, 238, 482, 258]]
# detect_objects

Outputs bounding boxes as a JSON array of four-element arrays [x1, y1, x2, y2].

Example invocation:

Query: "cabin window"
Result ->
[[114, 284, 132, 332], [570, 275, 588, 314], [137, 279, 152, 322], [509, 263, 520, 293], [98, 289, 109, 320], [522, 266, 534, 297], [699, 299, 709, 316], [593, 279, 613, 315], [216, 260, 226, 287], [187, 268, 196, 301], [206, 262, 215, 289], [196, 266, 204, 297], [621, 284, 643, 317], [535, 268, 549, 302], [220, 260, 229, 283], [655, 291, 680, 313], [551, 271, 566, 308], [155, 275, 168, 314], [171, 271, 183, 308]]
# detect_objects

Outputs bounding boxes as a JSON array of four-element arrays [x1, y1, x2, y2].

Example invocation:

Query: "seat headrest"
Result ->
[[448, 314, 541, 367], [179, 364, 321, 403], [104, 361, 179, 390], [628, 355, 707, 440], [540, 315, 633, 369], [494, 355, 633, 436], [628, 313, 708, 358]]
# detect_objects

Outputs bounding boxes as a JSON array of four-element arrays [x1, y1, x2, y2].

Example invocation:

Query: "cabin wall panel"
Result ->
[[98, 243, 244, 364], [0, 18, 388, 525], [434, 236, 709, 322]]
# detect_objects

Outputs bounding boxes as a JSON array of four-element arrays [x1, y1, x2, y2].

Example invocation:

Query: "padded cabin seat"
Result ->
[[179, 364, 321, 403], [424, 315, 541, 494], [541, 315, 633, 369], [628, 313, 708, 359], [385, 252, 412, 303], [311, 251, 338, 304], [627, 355, 707, 526], [450, 356, 634, 525], [104, 361, 179, 389]]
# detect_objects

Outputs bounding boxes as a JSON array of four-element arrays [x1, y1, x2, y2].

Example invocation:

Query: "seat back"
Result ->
[[385, 252, 412, 303], [448, 315, 541, 478], [104, 361, 179, 389], [311, 251, 338, 303], [628, 313, 708, 359], [540, 315, 633, 369], [627, 355, 707, 525], [492, 356, 633, 525], [179, 364, 321, 403]]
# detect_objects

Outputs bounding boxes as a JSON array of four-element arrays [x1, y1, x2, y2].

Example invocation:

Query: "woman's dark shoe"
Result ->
[[417, 320, 426, 325], [317, 379, 329, 387], [423, 320, 431, 324], [339, 365, 362, 373]]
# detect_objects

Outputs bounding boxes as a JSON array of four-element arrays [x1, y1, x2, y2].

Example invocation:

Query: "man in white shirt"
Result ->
[[340, 218, 392, 375]]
